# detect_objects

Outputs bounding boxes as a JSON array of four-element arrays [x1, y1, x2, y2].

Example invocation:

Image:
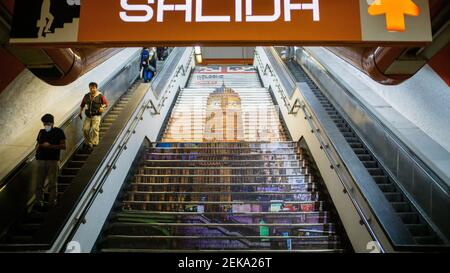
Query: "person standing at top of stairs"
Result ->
[[79, 82, 109, 151]]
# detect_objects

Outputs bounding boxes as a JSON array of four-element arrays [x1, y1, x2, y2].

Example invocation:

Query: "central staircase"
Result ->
[[96, 66, 348, 252]]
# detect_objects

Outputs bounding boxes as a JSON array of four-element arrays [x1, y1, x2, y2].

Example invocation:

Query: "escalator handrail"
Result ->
[[263, 47, 298, 98], [255, 51, 295, 111], [151, 47, 189, 99], [153, 50, 195, 114], [0, 51, 140, 190]]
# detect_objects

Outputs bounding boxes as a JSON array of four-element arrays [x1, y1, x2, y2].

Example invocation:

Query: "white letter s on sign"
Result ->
[[120, 0, 155, 22]]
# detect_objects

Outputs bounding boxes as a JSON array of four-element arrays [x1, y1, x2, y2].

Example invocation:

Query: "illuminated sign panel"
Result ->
[[9, 0, 432, 46]]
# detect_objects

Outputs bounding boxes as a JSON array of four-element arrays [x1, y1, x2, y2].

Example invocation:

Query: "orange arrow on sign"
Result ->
[[368, 0, 420, 32]]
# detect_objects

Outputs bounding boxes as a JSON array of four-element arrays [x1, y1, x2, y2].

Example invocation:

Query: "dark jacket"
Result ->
[[80, 92, 108, 117]]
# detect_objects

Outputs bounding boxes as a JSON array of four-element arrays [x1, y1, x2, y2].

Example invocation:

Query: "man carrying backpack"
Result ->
[[79, 82, 108, 151], [140, 47, 157, 83]]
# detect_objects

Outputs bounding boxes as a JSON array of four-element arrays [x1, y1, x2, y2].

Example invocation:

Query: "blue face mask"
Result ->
[[44, 125, 52, 132]]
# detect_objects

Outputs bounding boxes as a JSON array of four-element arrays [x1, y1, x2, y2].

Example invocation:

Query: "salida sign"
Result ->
[[119, 0, 320, 22], [9, 0, 432, 46]]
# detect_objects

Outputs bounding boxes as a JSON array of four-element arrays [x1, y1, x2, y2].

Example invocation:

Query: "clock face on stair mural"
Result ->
[[10, 0, 80, 42]]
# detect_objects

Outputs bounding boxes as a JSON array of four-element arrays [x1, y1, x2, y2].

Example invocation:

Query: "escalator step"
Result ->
[[58, 175, 75, 184], [61, 168, 80, 176], [13, 223, 41, 235], [339, 128, 352, 133], [378, 183, 395, 192], [22, 213, 46, 224], [73, 154, 89, 161], [398, 213, 420, 224], [352, 148, 368, 155], [333, 119, 346, 124], [372, 175, 389, 184], [67, 161, 84, 169], [348, 142, 363, 149], [342, 132, 356, 138], [346, 137, 359, 143], [367, 168, 384, 176], [76, 147, 92, 154], [384, 192, 404, 202], [329, 116, 341, 120], [391, 202, 411, 213], [414, 236, 441, 245], [58, 183, 71, 192], [357, 154, 373, 161], [327, 111, 339, 116], [3, 235, 34, 244], [362, 161, 377, 168], [31, 205, 51, 214], [407, 224, 430, 237], [104, 118, 117, 123]]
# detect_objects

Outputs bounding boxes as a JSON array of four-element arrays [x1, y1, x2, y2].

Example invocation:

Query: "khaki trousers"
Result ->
[[83, 115, 101, 147]]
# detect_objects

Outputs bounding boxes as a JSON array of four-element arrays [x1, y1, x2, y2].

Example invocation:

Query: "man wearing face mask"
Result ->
[[35, 114, 66, 208]]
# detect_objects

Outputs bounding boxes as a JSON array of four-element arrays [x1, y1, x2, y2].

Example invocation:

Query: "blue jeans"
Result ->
[[143, 69, 154, 82]]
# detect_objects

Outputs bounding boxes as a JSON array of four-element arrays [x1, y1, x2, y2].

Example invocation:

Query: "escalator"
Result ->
[[0, 48, 186, 251], [0, 78, 141, 247], [284, 59, 444, 246], [95, 66, 351, 252]]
